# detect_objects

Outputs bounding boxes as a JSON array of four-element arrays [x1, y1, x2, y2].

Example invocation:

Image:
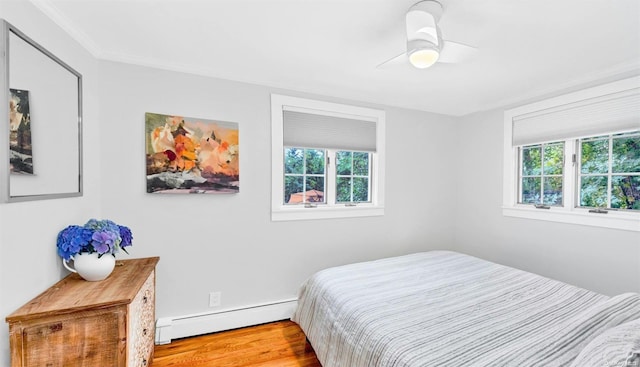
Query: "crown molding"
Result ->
[[28, 0, 103, 58]]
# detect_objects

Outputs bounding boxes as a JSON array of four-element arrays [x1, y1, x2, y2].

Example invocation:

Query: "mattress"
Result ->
[[292, 251, 640, 367]]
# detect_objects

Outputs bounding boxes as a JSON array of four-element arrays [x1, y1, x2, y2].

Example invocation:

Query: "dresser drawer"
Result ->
[[128, 270, 156, 367], [14, 308, 127, 367]]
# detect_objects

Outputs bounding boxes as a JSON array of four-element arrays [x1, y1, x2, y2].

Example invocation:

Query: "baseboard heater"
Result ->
[[155, 298, 298, 344]]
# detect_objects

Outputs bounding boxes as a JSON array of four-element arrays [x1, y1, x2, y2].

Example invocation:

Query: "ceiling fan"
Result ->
[[378, 0, 477, 69]]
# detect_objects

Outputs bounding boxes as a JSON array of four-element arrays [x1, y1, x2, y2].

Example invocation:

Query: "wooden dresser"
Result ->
[[6, 257, 159, 367]]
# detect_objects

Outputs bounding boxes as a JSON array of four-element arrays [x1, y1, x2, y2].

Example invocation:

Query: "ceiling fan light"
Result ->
[[409, 48, 440, 69]]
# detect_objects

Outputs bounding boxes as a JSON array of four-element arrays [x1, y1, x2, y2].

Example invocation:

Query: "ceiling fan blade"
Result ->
[[376, 51, 408, 69], [438, 40, 477, 63]]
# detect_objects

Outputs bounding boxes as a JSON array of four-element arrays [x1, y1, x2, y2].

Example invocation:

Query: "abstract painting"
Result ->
[[145, 112, 239, 194], [9, 89, 33, 174]]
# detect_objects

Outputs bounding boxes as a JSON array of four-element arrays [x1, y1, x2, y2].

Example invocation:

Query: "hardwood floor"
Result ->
[[153, 320, 322, 367]]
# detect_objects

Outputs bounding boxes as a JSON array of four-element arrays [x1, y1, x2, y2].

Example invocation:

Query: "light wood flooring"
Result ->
[[153, 320, 322, 367]]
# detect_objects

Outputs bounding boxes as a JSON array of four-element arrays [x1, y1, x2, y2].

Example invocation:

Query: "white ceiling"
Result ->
[[31, 0, 640, 116]]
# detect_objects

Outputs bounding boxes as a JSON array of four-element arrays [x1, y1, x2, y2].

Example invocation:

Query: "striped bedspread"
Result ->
[[292, 251, 640, 367]]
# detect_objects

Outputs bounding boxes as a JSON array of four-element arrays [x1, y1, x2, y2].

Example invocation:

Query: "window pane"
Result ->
[[305, 176, 325, 203], [611, 175, 640, 210], [580, 176, 607, 208], [521, 177, 541, 204], [336, 151, 352, 175], [353, 152, 369, 176], [284, 176, 303, 204], [543, 177, 563, 206], [305, 149, 325, 174], [336, 177, 351, 202], [522, 146, 541, 176], [612, 134, 640, 173], [284, 148, 303, 174], [581, 138, 609, 174], [353, 177, 369, 202], [543, 143, 564, 175]]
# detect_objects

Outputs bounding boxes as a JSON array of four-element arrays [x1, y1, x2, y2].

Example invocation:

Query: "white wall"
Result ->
[[97, 60, 458, 319], [0, 1, 101, 365], [453, 109, 640, 296]]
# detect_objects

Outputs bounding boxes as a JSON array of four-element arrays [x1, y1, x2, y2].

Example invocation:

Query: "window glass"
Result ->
[[544, 177, 563, 205], [580, 176, 608, 208], [353, 152, 369, 175], [612, 133, 640, 173], [522, 146, 541, 176], [611, 176, 640, 210], [353, 177, 370, 202], [581, 136, 608, 174], [336, 151, 352, 175], [521, 177, 541, 204], [284, 148, 303, 174], [543, 144, 563, 175]]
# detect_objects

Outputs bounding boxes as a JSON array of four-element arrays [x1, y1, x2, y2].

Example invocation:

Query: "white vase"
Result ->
[[63, 252, 116, 281]]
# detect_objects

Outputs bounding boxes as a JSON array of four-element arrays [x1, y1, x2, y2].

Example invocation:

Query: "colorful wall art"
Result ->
[[145, 112, 239, 194], [9, 89, 33, 174]]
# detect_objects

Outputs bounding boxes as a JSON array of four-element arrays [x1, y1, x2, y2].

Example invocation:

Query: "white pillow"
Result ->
[[570, 318, 640, 367]]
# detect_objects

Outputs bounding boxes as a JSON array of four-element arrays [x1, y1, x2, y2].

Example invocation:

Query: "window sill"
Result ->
[[502, 205, 640, 232], [271, 205, 384, 221]]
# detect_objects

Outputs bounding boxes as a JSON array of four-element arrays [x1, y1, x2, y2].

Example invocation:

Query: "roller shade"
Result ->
[[283, 110, 377, 152], [512, 87, 640, 146]]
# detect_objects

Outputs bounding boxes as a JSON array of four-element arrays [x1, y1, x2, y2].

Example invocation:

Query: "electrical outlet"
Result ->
[[209, 291, 221, 307]]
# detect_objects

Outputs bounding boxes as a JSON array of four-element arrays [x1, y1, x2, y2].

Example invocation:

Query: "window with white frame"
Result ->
[[578, 131, 640, 211], [504, 76, 640, 231], [284, 148, 326, 204], [336, 151, 371, 204], [271, 94, 385, 221], [519, 141, 565, 207]]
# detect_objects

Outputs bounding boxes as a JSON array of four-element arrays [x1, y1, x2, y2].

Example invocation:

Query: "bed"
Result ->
[[292, 251, 640, 367]]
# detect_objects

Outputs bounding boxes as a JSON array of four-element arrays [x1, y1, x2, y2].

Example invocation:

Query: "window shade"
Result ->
[[512, 87, 640, 146], [283, 110, 377, 151]]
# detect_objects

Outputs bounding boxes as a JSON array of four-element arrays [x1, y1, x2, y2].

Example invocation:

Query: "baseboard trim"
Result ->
[[155, 298, 298, 344]]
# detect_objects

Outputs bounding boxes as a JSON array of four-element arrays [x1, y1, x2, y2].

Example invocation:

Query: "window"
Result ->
[[284, 148, 326, 205], [336, 151, 371, 203], [579, 132, 640, 211], [282, 148, 372, 206], [271, 94, 385, 221], [503, 76, 640, 231], [519, 142, 564, 206]]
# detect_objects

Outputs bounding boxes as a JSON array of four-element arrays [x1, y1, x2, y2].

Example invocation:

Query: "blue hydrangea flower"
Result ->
[[56, 225, 93, 260], [91, 230, 118, 254], [119, 225, 133, 249], [56, 219, 133, 260]]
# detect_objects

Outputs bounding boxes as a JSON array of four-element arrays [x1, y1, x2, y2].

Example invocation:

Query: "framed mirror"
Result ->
[[0, 19, 82, 202]]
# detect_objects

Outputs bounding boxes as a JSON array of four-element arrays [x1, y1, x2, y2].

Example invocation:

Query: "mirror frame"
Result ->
[[0, 19, 83, 203]]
